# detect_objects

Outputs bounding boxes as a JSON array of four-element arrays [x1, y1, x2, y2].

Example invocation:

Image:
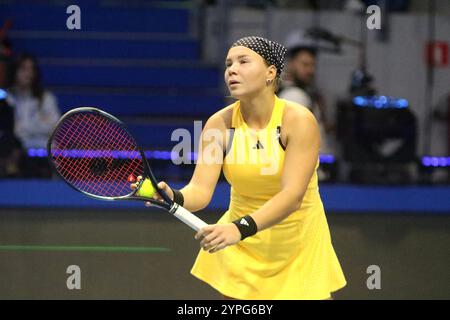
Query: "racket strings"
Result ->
[[50, 112, 144, 197], [55, 114, 106, 192], [54, 114, 109, 193], [65, 115, 120, 195], [56, 115, 110, 192], [56, 113, 141, 196]]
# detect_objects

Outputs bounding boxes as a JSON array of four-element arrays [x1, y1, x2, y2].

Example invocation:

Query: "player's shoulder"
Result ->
[[283, 99, 316, 122], [282, 99, 319, 132], [205, 101, 235, 130]]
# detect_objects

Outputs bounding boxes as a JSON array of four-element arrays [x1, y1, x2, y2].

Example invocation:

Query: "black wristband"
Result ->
[[232, 215, 258, 240], [171, 188, 184, 206]]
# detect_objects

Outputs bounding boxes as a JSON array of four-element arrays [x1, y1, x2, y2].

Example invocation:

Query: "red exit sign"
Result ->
[[426, 41, 449, 67]]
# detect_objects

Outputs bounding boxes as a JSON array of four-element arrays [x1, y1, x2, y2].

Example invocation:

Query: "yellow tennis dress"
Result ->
[[191, 96, 346, 299]]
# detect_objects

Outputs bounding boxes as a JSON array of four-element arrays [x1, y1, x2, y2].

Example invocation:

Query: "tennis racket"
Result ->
[[47, 107, 208, 231]]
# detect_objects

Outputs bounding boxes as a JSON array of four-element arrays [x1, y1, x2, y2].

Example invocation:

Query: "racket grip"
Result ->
[[171, 204, 208, 231]]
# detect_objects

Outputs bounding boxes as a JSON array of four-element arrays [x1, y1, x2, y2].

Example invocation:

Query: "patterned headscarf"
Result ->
[[231, 36, 287, 77]]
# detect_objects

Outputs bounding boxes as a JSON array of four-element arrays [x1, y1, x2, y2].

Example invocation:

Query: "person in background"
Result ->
[[8, 54, 60, 177], [0, 89, 23, 177], [279, 31, 335, 179], [279, 43, 319, 109]]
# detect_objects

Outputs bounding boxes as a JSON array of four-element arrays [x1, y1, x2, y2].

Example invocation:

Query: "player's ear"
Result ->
[[265, 65, 277, 82]]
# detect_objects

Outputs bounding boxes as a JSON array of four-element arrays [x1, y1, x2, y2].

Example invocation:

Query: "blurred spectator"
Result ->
[[7, 54, 60, 177], [0, 89, 24, 177], [279, 30, 335, 155], [8, 54, 60, 150]]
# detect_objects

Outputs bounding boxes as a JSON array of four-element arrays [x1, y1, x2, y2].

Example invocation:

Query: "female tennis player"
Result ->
[[135, 36, 346, 299]]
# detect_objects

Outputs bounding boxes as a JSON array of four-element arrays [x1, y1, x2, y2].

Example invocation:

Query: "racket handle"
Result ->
[[171, 204, 208, 231]]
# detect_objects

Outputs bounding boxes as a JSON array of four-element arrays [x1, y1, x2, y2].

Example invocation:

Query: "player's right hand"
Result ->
[[130, 176, 174, 206]]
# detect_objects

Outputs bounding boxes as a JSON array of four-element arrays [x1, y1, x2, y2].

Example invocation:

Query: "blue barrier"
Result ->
[[318, 185, 450, 213], [1, 180, 449, 214], [0, 180, 221, 210]]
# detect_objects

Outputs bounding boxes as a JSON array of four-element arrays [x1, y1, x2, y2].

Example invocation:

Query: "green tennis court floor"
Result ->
[[0, 208, 448, 299]]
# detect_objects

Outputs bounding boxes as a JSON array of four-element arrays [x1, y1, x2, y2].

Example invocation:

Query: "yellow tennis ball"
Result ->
[[137, 178, 155, 198]]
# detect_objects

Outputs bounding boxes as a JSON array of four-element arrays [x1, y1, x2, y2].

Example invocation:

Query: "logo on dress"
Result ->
[[253, 140, 264, 149]]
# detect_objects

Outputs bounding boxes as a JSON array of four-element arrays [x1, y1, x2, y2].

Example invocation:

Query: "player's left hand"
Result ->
[[195, 223, 241, 253]]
